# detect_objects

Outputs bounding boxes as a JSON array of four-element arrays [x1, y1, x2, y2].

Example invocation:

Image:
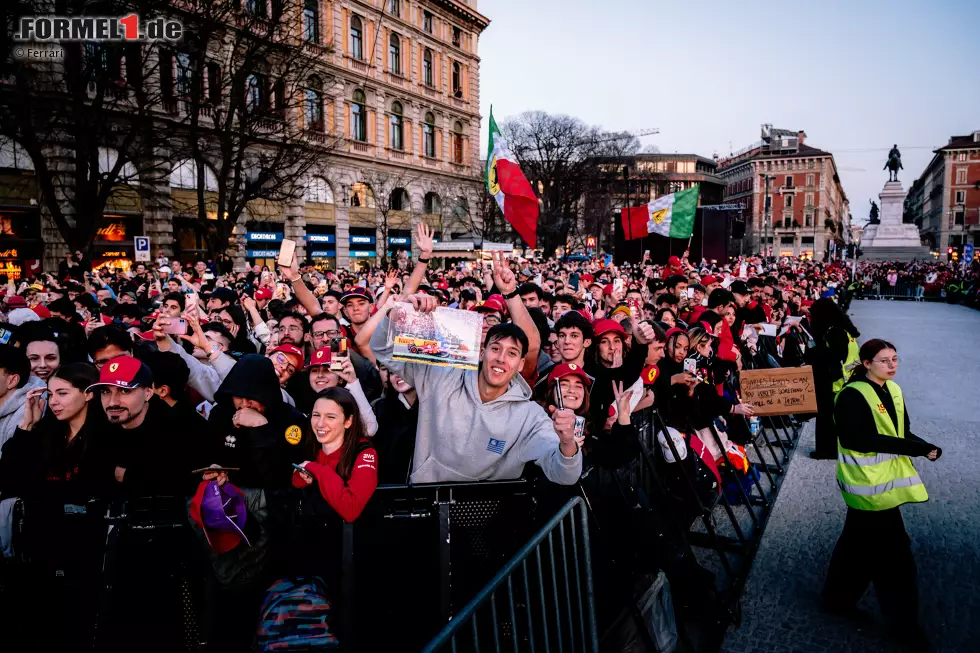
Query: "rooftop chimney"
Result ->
[[797, 130, 806, 146], [974, 130, 980, 143]]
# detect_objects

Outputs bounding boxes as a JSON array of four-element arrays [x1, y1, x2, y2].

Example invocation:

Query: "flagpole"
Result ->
[[623, 166, 632, 264]]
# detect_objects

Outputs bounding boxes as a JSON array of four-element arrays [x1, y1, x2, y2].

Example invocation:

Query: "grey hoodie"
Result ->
[[0, 376, 46, 457], [371, 316, 582, 485]]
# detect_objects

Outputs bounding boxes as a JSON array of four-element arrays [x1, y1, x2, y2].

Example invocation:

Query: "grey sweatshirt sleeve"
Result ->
[[369, 314, 427, 391], [346, 379, 378, 437], [519, 406, 583, 485], [167, 337, 223, 402]]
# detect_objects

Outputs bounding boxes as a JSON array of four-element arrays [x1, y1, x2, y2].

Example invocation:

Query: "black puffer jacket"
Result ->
[[205, 355, 315, 489]]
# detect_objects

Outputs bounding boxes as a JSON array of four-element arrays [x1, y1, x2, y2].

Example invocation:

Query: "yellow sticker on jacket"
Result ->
[[285, 425, 302, 445], [877, 403, 887, 414]]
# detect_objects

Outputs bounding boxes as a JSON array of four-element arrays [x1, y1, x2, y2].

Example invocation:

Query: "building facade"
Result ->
[[905, 130, 980, 253], [716, 126, 850, 261], [0, 0, 490, 276]]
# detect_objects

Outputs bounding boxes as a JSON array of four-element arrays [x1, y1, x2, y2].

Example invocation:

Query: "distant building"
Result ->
[[905, 130, 980, 253], [716, 125, 850, 261]]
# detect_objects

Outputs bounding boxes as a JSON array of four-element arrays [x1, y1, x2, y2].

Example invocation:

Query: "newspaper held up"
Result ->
[[388, 302, 483, 370]]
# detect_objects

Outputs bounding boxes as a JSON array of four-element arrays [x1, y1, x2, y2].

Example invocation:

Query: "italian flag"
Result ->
[[486, 108, 539, 248], [621, 185, 699, 240]]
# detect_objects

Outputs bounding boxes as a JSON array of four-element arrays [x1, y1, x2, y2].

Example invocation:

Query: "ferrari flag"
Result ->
[[486, 108, 539, 247]]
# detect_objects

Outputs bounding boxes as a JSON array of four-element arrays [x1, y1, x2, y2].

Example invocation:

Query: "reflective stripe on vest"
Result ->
[[835, 381, 928, 511], [831, 334, 861, 396]]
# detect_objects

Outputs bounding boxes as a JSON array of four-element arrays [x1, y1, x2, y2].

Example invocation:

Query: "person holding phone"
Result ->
[[291, 387, 378, 523]]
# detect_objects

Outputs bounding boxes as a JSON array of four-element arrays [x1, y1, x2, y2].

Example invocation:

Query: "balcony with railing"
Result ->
[[348, 139, 371, 154]]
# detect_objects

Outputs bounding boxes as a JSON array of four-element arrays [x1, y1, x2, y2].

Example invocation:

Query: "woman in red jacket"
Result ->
[[292, 387, 378, 523]]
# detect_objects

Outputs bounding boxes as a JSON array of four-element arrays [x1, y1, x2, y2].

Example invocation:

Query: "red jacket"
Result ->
[[292, 442, 378, 522]]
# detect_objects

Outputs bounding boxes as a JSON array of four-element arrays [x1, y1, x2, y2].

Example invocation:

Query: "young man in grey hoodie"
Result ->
[[371, 291, 583, 486]]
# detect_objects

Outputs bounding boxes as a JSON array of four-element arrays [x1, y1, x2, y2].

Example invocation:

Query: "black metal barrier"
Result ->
[[420, 497, 598, 653], [2, 415, 806, 653]]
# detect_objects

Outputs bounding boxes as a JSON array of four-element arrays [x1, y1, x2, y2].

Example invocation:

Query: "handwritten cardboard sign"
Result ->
[[740, 366, 817, 416]]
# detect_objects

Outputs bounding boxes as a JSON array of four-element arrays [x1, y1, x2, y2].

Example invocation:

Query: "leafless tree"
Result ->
[[357, 167, 420, 267], [166, 0, 342, 257], [498, 111, 640, 253], [0, 0, 176, 257]]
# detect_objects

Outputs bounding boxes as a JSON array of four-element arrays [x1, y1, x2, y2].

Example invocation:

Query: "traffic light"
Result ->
[[947, 247, 954, 262]]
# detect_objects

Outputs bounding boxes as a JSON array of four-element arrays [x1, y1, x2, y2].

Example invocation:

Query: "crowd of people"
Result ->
[[851, 257, 980, 302], [0, 227, 949, 651]]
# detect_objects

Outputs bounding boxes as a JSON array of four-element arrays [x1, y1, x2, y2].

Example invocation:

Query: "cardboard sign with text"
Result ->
[[740, 366, 817, 416]]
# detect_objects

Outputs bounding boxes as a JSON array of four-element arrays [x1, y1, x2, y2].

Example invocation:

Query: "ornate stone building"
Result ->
[[0, 0, 490, 275]]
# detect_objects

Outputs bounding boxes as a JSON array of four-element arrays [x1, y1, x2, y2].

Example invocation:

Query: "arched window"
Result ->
[[303, 0, 319, 43], [389, 33, 401, 75], [422, 48, 433, 87], [390, 101, 403, 150], [0, 136, 34, 170], [423, 112, 435, 158], [246, 73, 263, 110], [451, 62, 461, 97], [350, 15, 364, 60], [305, 76, 323, 129], [423, 192, 441, 215], [170, 159, 218, 191], [452, 121, 463, 164], [389, 188, 409, 211], [99, 147, 138, 185], [305, 176, 333, 203], [351, 89, 366, 142]]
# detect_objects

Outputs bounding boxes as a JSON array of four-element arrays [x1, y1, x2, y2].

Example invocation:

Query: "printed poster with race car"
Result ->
[[388, 302, 483, 370]]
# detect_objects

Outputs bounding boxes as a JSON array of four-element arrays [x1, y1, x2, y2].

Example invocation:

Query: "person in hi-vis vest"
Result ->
[[823, 338, 941, 652]]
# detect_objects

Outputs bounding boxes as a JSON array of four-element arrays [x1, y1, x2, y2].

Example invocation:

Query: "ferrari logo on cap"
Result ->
[[316, 351, 323, 359], [568, 364, 577, 370], [109, 363, 119, 373], [284, 425, 302, 445]]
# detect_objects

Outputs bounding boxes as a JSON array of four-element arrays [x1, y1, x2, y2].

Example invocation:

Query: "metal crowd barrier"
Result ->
[[858, 280, 930, 301], [419, 497, 598, 653]]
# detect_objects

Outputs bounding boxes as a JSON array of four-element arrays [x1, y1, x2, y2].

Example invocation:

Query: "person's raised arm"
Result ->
[[369, 293, 437, 389], [491, 252, 540, 379], [403, 223, 434, 297], [354, 294, 396, 363], [280, 252, 323, 316], [374, 269, 399, 313]]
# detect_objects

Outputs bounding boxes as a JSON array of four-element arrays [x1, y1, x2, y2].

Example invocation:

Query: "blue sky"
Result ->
[[476, 0, 980, 224]]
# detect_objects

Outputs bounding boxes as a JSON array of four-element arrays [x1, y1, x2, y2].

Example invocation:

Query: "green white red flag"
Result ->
[[485, 108, 539, 248]]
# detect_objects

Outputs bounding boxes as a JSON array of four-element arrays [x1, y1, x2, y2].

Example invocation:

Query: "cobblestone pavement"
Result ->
[[721, 300, 980, 653]]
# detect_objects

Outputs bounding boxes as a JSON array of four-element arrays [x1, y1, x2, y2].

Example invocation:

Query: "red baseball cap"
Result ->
[[580, 274, 594, 283], [668, 256, 682, 267], [86, 356, 153, 392], [305, 346, 332, 370], [255, 288, 273, 300], [5, 295, 27, 309], [471, 295, 507, 316], [603, 284, 615, 296], [340, 288, 374, 304], [547, 362, 593, 387], [592, 319, 626, 340], [31, 305, 51, 319], [701, 275, 720, 286], [269, 344, 304, 365], [665, 327, 687, 340]]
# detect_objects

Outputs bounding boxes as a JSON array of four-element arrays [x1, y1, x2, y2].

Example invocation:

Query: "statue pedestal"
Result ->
[[861, 181, 930, 260]]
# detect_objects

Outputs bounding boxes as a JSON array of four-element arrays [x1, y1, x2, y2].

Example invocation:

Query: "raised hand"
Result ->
[[491, 251, 517, 295], [612, 381, 633, 422], [279, 252, 300, 282], [20, 388, 46, 431], [416, 223, 434, 259], [384, 269, 399, 291]]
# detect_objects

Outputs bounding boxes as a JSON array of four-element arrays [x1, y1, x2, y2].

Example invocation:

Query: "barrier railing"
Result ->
[[420, 497, 598, 653]]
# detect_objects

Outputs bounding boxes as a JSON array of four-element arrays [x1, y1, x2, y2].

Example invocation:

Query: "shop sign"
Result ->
[[247, 249, 279, 258], [0, 249, 19, 258], [350, 250, 376, 257], [350, 235, 376, 245], [100, 250, 129, 258], [310, 249, 336, 259], [388, 237, 410, 245], [307, 234, 335, 244], [246, 232, 283, 243], [96, 222, 128, 241]]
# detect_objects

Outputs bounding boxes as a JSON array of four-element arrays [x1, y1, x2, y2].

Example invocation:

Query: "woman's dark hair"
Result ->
[[808, 297, 860, 342], [312, 387, 366, 481], [545, 375, 591, 417], [50, 362, 100, 393], [849, 338, 897, 382], [654, 307, 677, 323]]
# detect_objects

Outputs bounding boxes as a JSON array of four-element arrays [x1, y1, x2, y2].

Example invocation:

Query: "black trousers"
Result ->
[[813, 409, 839, 458], [823, 506, 920, 630]]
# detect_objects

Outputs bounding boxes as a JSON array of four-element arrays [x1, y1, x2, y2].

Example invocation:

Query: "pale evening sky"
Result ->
[[475, 0, 980, 225]]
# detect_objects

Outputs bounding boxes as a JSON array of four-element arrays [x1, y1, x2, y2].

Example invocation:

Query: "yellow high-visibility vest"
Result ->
[[832, 334, 861, 396], [835, 380, 928, 511]]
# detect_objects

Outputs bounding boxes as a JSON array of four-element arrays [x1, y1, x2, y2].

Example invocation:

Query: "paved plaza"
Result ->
[[722, 300, 980, 653]]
